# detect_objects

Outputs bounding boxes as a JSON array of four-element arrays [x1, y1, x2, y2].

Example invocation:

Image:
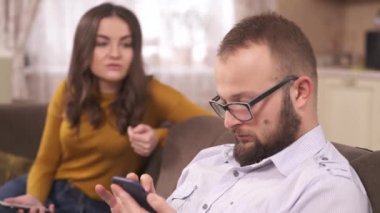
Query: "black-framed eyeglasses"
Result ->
[[209, 75, 299, 122]]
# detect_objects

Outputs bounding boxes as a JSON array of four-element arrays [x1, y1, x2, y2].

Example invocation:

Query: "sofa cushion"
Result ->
[[0, 150, 32, 185]]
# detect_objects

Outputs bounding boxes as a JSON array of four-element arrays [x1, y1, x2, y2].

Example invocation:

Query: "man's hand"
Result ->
[[128, 124, 159, 157], [95, 173, 175, 213]]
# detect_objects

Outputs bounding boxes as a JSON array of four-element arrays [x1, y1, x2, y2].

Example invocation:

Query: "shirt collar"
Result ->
[[269, 125, 327, 176]]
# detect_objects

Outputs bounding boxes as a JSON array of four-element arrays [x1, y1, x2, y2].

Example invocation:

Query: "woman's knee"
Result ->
[[0, 174, 27, 199]]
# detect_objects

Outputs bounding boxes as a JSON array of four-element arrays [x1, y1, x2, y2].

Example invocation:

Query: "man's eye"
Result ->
[[218, 99, 226, 105]]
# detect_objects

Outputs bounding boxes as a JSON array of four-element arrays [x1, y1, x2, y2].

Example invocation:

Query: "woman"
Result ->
[[0, 2, 210, 212]]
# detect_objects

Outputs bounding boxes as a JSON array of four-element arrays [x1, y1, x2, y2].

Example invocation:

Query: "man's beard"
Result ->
[[233, 89, 301, 166]]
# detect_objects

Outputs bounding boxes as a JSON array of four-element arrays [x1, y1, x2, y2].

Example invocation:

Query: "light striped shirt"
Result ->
[[167, 126, 372, 212]]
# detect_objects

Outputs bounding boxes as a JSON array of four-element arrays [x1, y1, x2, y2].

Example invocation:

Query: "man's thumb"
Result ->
[[147, 193, 175, 213]]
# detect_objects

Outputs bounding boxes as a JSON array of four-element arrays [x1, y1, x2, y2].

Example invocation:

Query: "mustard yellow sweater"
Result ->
[[27, 78, 211, 203]]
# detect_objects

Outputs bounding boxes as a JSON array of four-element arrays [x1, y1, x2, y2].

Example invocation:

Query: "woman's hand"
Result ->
[[128, 124, 159, 157], [4, 194, 54, 213]]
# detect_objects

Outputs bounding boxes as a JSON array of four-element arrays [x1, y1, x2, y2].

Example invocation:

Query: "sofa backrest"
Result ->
[[154, 116, 234, 197], [351, 151, 380, 212], [0, 104, 47, 159], [155, 116, 380, 212]]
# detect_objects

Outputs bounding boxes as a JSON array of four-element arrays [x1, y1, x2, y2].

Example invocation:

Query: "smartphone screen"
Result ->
[[112, 176, 156, 213]]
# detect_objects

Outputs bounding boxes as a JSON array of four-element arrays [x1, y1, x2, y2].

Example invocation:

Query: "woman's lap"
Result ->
[[0, 174, 27, 200]]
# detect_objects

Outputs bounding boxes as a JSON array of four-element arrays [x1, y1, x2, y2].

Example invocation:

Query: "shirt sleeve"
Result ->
[[292, 176, 372, 213], [27, 81, 66, 203]]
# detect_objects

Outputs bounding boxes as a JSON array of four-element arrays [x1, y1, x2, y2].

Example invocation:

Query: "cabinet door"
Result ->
[[318, 76, 380, 150]]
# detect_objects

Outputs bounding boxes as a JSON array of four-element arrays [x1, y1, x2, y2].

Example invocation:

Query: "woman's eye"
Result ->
[[96, 41, 108, 47], [122, 43, 132, 48]]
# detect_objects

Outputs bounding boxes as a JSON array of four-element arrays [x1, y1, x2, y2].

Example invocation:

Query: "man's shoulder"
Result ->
[[298, 144, 360, 185], [305, 153, 353, 180]]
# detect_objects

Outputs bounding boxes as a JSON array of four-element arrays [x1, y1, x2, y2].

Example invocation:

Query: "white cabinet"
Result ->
[[318, 68, 380, 150]]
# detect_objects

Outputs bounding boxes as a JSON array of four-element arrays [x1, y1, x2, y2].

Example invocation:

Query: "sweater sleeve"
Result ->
[[149, 79, 213, 145], [155, 128, 169, 146], [27, 81, 66, 203]]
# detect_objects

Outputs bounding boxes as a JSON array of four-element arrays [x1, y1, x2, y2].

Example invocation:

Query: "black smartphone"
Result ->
[[0, 200, 51, 212], [112, 176, 156, 213]]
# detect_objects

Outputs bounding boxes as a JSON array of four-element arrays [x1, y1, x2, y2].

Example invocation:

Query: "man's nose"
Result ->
[[224, 111, 242, 129]]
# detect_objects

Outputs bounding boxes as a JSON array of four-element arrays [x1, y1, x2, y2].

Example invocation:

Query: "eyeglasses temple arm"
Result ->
[[249, 75, 298, 106]]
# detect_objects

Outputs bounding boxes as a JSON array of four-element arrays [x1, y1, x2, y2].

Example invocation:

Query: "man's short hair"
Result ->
[[218, 12, 317, 82]]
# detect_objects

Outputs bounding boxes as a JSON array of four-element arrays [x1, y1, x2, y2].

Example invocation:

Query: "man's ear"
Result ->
[[291, 76, 313, 108]]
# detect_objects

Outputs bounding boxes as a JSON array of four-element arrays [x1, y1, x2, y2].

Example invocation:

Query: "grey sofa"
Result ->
[[0, 104, 379, 212]]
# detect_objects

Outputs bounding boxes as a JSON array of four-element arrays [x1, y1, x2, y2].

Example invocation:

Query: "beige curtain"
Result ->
[[23, 0, 234, 104], [1, 0, 275, 105], [0, 0, 41, 101]]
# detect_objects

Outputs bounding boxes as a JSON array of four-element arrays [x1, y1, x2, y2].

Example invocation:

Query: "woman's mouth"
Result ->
[[106, 63, 122, 70]]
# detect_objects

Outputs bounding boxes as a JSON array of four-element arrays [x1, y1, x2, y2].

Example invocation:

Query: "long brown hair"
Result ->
[[65, 2, 151, 134]]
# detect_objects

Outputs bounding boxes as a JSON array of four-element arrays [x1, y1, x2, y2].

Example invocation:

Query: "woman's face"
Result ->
[[91, 16, 133, 94]]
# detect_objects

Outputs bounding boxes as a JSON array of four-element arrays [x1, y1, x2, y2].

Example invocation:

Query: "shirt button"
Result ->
[[233, 170, 239, 177], [319, 162, 326, 167], [321, 156, 328, 161], [202, 204, 208, 210]]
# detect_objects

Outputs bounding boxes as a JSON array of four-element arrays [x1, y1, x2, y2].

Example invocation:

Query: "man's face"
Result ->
[[215, 44, 300, 166]]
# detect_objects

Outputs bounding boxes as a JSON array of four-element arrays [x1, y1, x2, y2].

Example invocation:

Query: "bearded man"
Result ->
[[96, 13, 372, 213]]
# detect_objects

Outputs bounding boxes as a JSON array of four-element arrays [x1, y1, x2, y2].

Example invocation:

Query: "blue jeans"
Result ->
[[0, 174, 110, 213]]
